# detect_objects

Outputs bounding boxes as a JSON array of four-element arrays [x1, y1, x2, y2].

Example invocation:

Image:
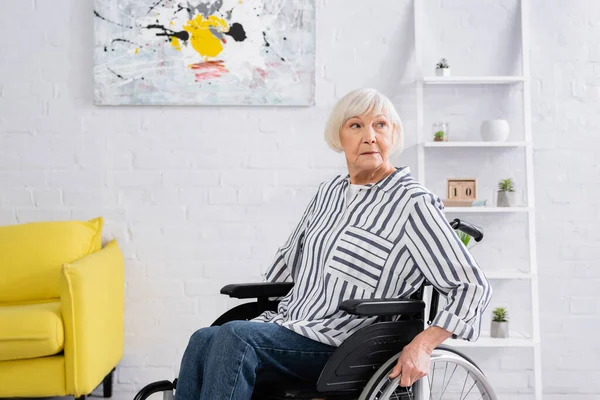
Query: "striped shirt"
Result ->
[[346, 183, 369, 206], [252, 167, 492, 347]]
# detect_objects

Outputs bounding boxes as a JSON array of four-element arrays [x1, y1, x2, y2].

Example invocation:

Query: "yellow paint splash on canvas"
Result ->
[[183, 15, 228, 58], [170, 37, 182, 51]]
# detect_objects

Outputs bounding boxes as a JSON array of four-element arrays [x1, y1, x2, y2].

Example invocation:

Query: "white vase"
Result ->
[[480, 119, 510, 142], [496, 191, 516, 207], [435, 68, 451, 77], [491, 321, 509, 338]]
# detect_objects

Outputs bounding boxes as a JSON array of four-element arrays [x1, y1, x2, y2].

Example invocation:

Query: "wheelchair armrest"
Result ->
[[339, 298, 425, 317], [220, 282, 294, 299]]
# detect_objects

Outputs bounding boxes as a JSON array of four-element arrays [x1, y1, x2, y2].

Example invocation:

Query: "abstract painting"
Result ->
[[93, 0, 316, 105]]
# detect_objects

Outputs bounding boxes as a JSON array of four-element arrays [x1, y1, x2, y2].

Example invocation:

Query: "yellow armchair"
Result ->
[[0, 218, 124, 399]]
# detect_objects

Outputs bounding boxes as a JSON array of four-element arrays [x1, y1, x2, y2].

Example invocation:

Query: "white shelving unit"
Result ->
[[412, 1, 542, 399], [422, 76, 526, 85], [448, 330, 535, 348], [444, 207, 531, 213], [424, 141, 529, 148]]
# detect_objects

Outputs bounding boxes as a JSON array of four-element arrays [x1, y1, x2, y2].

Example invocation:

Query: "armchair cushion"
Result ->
[[0, 301, 64, 361], [0, 217, 103, 303], [61, 239, 124, 396]]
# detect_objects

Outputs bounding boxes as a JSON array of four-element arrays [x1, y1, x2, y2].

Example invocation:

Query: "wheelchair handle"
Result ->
[[450, 218, 484, 242]]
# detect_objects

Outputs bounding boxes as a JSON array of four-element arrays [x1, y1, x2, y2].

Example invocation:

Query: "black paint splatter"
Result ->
[[103, 46, 107, 52], [262, 31, 270, 47], [280, 57, 285, 61], [175, 4, 191, 18], [225, 23, 246, 42], [148, 0, 162, 14], [94, 10, 133, 29], [146, 24, 190, 41], [107, 65, 126, 80], [111, 38, 137, 46]]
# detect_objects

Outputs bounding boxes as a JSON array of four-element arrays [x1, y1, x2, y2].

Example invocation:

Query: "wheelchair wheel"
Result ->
[[358, 347, 497, 400]]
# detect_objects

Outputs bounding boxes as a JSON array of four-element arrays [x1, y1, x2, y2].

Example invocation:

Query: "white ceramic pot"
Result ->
[[497, 191, 516, 207], [491, 321, 509, 338], [435, 68, 451, 77], [480, 119, 510, 142]]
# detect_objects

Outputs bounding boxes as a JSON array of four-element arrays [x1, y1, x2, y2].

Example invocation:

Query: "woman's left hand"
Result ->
[[388, 341, 432, 387]]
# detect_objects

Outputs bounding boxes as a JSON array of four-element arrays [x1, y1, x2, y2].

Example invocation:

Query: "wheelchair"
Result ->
[[134, 218, 497, 400]]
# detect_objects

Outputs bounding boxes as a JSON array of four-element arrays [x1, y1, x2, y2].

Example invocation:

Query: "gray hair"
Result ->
[[324, 88, 404, 155]]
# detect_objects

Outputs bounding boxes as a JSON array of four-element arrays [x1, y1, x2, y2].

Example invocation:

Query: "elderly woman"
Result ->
[[175, 88, 492, 399]]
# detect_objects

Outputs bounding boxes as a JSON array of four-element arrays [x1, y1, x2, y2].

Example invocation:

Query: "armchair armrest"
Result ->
[[340, 298, 425, 317], [60, 240, 124, 397], [220, 282, 294, 299]]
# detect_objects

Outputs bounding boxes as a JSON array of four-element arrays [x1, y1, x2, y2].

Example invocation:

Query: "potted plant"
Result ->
[[456, 230, 474, 249], [497, 178, 516, 207], [432, 122, 449, 141], [435, 58, 451, 76], [491, 307, 509, 338]]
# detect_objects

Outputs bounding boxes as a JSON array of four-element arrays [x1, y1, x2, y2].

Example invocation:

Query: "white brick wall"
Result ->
[[0, 0, 598, 398]]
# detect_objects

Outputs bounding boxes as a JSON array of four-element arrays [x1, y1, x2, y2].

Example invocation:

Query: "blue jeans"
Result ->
[[175, 320, 337, 400]]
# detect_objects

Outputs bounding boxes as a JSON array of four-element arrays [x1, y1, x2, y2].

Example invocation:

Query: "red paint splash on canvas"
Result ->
[[189, 60, 229, 81]]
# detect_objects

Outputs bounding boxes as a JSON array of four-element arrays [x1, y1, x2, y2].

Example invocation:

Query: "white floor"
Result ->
[[0, 388, 140, 400]]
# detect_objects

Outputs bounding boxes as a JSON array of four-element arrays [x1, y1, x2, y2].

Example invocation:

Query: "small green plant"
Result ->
[[492, 307, 508, 322], [497, 178, 515, 192], [456, 230, 472, 248], [436, 58, 450, 69], [434, 130, 445, 141], [455, 230, 478, 249]]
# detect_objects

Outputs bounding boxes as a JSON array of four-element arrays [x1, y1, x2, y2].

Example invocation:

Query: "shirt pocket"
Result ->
[[327, 225, 394, 293]]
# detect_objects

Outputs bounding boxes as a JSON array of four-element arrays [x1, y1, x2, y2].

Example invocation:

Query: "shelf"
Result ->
[[413, 0, 541, 397], [423, 141, 528, 148], [446, 331, 535, 348], [444, 207, 530, 213], [422, 76, 526, 85], [485, 270, 533, 280]]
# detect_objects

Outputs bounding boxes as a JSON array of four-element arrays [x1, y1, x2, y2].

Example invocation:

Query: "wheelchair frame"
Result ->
[[133, 218, 490, 400]]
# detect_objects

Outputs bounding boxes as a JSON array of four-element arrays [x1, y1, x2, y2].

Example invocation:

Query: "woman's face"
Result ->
[[339, 111, 394, 172]]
